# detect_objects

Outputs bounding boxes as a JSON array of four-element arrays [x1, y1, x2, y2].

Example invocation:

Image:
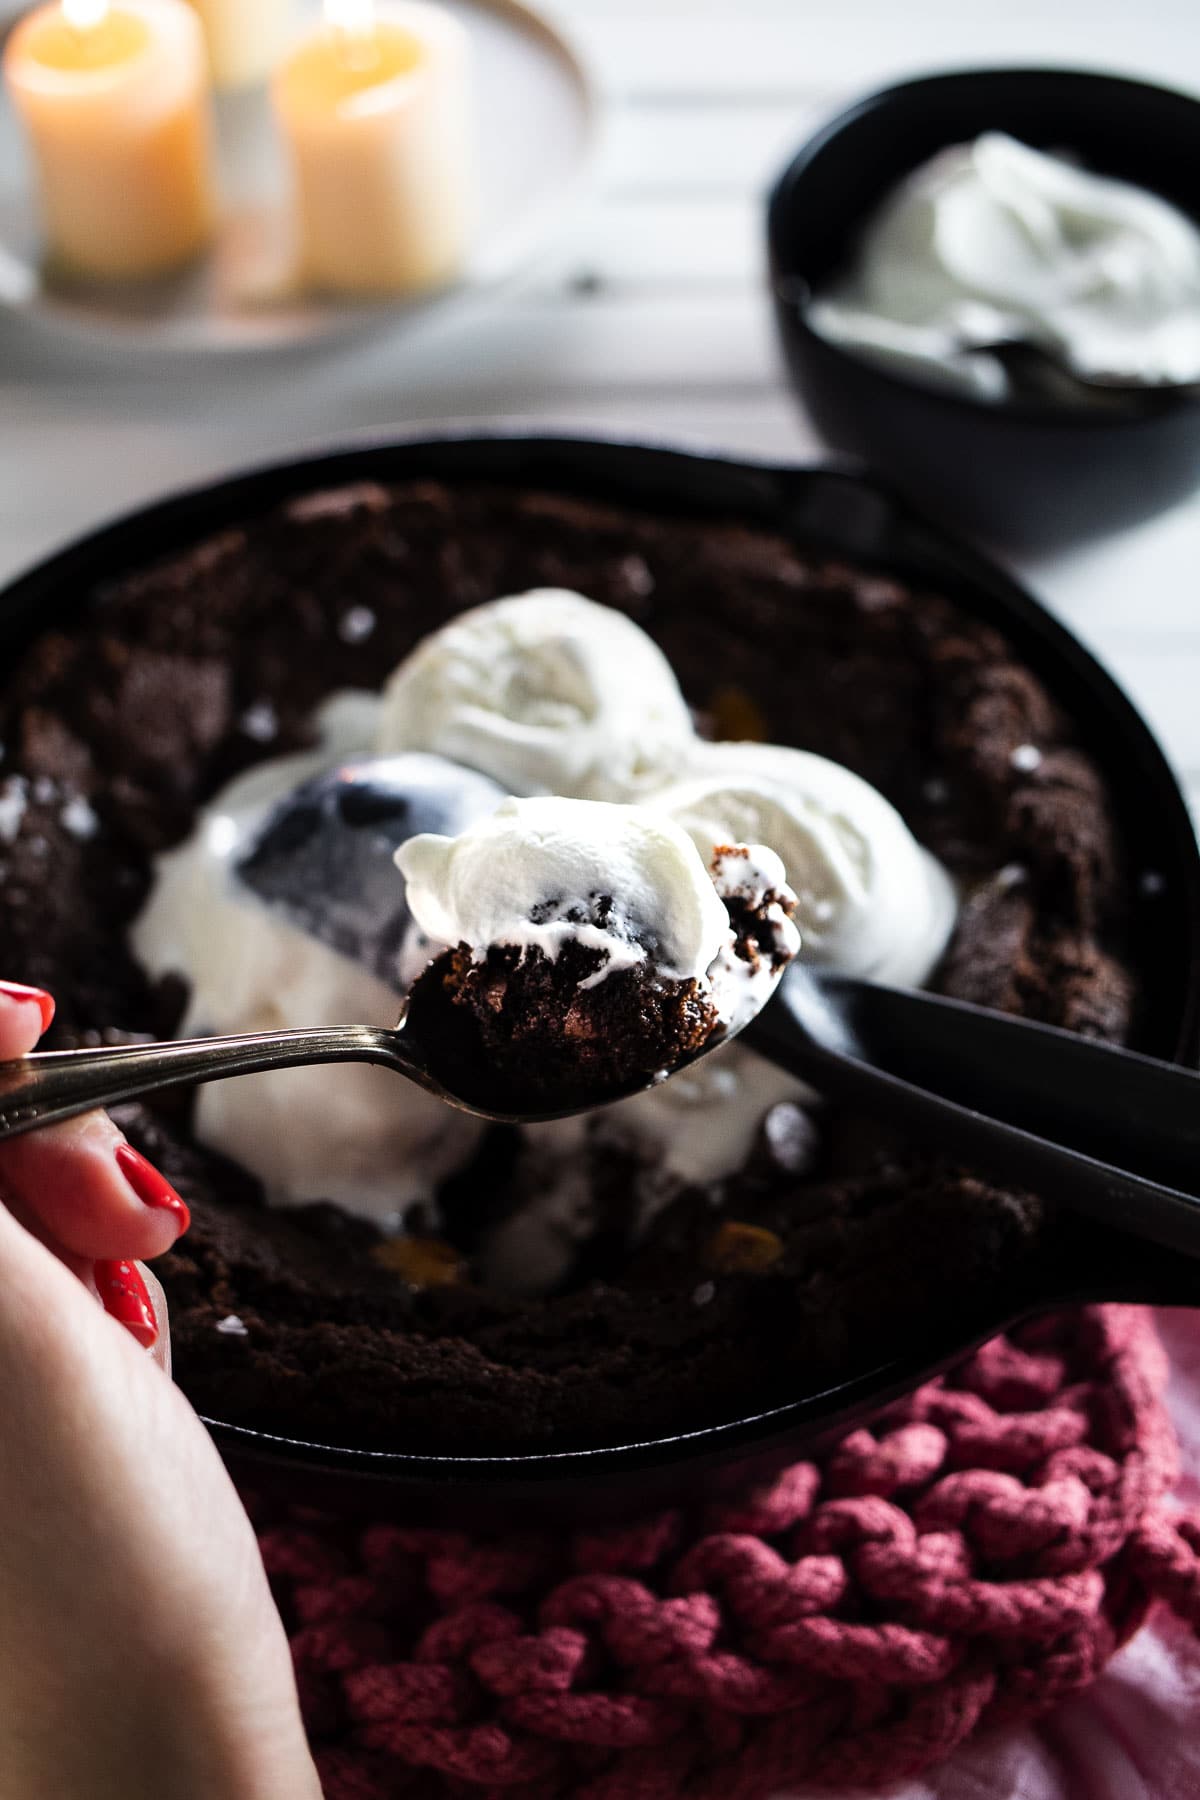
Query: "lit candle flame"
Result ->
[[325, 0, 375, 31], [62, 0, 109, 27], [325, 0, 378, 71]]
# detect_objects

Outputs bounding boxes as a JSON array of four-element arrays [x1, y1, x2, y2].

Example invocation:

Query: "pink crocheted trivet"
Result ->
[[246, 1305, 1200, 1799]]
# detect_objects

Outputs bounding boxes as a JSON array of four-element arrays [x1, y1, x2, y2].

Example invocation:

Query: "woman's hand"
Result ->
[[0, 981, 321, 1800]]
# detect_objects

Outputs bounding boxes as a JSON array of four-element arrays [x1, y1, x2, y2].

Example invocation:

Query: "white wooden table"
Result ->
[[1, 0, 1199, 811]]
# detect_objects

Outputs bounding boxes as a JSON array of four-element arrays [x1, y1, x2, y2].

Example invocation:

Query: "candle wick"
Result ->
[[326, 0, 380, 73]]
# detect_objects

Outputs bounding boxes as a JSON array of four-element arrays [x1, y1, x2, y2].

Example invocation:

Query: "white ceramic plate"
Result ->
[[0, 0, 598, 354]]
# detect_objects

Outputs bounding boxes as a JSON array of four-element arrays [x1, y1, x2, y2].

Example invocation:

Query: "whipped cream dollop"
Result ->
[[652, 741, 956, 988], [397, 794, 737, 987], [375, 588, 695, 799], [398, 799, 799, 1094], [132, 706, 489, 1227], [808, 132, 1200, 400]]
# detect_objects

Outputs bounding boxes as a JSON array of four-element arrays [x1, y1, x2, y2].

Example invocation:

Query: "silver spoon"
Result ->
[[979, 337, 1200, 407], [232, 751, 507, 988], [0, 966, 791, 1137], [4, 959, 1200, 1263], [0, 751, 796, 1136]]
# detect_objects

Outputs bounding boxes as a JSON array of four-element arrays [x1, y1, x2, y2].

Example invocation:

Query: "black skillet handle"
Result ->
[[823, 977, 1200, 1193], [744, 969, 1200, 1273]]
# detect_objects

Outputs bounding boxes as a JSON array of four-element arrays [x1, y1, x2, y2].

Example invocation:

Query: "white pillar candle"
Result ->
[[271, 0, 473, 296], [184, 0, 295, 91], [3, 0, 216, 281]]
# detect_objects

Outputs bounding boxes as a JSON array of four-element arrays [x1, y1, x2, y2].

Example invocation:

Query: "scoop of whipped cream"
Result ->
[[397, 793, 737, 987], [375, 588, 695, 799], [807, 132, 1200, 399], [132, 707, 492, 1228], [651, 740, 956, 988]]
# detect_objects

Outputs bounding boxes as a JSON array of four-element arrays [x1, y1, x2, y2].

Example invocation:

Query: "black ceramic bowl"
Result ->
[[768, 69, 1200, 549], [3, 433, 1199, 1519]]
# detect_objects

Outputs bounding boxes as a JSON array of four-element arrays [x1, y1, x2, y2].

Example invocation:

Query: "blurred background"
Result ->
[[1, 0, 1199, 813]]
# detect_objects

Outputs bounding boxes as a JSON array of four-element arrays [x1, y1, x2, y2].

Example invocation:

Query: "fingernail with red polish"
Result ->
[[0, 981, 55, 1034], [115, 1144, 190, 1235], [96, 1260, 157, 1349]]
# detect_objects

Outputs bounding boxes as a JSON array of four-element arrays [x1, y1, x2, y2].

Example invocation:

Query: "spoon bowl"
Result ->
[[235, 752, 508, 990]]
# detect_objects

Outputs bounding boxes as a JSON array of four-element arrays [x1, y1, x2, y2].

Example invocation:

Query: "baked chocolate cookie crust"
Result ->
[[0, 479, 1133, 1451]]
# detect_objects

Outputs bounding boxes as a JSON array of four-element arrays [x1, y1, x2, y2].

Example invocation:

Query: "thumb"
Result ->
[[0, 981, 53, 1059], [139, 1263, 172, 1375], [0, 1198, 172, 1371]]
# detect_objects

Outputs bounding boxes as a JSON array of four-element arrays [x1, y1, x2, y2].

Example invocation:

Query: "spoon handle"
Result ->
[[0, 1025, 401, 1141], [745, 970, 1200, 1263]]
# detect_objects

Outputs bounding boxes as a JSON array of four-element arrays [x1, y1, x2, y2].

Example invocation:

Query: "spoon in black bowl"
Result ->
[[980, 338, 1200, 411]]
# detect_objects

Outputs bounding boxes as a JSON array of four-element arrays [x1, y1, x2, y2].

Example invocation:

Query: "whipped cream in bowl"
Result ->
[[807, 131, 1200, 403]]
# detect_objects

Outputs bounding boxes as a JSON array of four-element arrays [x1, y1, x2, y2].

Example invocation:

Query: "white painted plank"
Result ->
[[1016, 499, 1200, 646], [548, 1, 847, 14], [536, 195, 761, 292], [604, 101, 820, 194], [1084, 643, 1200, 786], [553, 2, 1200, 100], [0, 291, 780, 417]]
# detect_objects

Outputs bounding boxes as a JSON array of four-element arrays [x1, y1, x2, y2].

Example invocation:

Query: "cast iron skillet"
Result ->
[[2, 433, 1198, 1518]]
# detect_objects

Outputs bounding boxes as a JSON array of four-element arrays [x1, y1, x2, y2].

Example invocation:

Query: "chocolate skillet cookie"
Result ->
[[0, 480, 1132, 1452]]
